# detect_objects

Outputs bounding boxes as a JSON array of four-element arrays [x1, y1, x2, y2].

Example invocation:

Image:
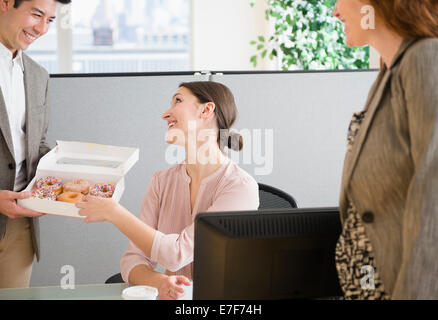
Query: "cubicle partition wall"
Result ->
[[211, 70, 378, 207], [30, 70, 378, 287]]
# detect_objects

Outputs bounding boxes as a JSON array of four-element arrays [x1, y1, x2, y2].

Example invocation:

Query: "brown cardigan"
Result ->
[[339, 38, 438, 299]]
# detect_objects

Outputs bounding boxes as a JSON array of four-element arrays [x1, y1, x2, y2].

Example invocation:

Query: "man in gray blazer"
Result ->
[[0, 0, 71, 288]]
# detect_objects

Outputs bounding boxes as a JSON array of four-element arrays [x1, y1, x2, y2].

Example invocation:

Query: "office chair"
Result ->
[[105, 272, 123, 284], [258, 183, 298, 209], [104, 183, 298, 284]]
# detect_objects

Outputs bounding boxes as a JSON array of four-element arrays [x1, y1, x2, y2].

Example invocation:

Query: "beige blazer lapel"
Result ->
[[339, 39, 418, 218], [339, 68, 391, 216], [0, 88, 15, 159]]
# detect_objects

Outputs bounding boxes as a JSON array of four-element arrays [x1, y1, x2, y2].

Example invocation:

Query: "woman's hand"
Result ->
[[75, 195, 125, 223], [158, 275, 191, 300]]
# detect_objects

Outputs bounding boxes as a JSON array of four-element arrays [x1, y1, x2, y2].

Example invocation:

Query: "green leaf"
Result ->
[[250, 0, 369, 70], [250, 55, 258, 67]]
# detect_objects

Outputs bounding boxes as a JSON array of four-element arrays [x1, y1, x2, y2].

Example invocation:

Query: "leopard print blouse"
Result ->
[[335, 111, 390, 300]]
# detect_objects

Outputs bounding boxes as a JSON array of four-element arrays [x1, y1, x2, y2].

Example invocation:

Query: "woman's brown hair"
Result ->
[[368, 0, 438, 39], [179, 81, 243, 151]]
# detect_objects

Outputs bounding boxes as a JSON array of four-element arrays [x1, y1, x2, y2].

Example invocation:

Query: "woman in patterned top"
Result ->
[[333, 1, 438, 299]]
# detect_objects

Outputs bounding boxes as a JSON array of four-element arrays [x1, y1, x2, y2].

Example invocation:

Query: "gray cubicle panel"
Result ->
[[211, 70, 378, 208], [30, 73, 209, 287]]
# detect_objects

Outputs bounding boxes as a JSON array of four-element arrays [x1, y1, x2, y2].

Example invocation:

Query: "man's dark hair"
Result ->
[[14, 0, 71, 9]]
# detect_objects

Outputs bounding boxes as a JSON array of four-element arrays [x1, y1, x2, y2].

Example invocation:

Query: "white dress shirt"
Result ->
[[0, 42, 27, 191]]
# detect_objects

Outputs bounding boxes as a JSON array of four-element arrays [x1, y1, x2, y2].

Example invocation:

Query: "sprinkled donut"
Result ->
[[89, 183, 115, 198], [36, 176, 63, 195], [64, 179, 90, 195], [57, 191, 84, 204], [32, 188, 57, 201]]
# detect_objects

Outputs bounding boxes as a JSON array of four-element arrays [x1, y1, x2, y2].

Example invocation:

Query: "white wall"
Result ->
[[190, 0, 271, 71]]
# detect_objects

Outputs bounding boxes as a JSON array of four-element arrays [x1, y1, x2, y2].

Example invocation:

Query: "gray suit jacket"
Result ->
[[0, 53, 51, 262], [340, 38, 438, 299]]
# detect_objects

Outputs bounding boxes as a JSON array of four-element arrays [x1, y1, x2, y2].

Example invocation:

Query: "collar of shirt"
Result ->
[[0, 41, 25, 72]]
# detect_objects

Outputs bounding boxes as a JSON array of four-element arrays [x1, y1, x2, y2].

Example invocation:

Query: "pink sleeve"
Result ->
[[120, 173, 160, 282], [150, 176, 259, 272]]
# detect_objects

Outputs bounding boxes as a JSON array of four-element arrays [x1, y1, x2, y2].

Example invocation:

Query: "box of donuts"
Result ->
[[17, 140, 139, 219]]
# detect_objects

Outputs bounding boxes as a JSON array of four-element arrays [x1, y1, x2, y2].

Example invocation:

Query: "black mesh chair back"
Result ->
[[258, 183, 298, 209], [105, 272, 123, 284]]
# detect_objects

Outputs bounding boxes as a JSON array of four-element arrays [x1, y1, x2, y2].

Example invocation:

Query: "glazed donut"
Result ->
[[89, 183, 115, 198], [57, 191, 84, 204], [64, 179, 90, 195], [32, 188, 57, 201], [36, 176, 63, 195]]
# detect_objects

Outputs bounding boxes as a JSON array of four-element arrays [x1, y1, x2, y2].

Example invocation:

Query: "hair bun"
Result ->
[[227, 131, 243, 151]]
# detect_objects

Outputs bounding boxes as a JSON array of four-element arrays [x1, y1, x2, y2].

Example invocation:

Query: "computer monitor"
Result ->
[[193, 207, 343, 300]]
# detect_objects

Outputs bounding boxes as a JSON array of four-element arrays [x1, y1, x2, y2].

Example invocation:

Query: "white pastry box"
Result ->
[[18, 141, 139, 219]]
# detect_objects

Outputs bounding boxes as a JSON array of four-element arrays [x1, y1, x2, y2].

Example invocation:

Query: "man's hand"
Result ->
[[0, 190, 45, 219]]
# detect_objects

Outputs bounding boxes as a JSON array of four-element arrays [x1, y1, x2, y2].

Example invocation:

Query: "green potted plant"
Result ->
[[250, 0, 369, 70]]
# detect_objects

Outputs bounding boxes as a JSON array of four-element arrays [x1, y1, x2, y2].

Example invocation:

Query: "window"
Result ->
[[25, 1, 376, 74], [72, 0, 190, 73], [28, 0, 190, 74]]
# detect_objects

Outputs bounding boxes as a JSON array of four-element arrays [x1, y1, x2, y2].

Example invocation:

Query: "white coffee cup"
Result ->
[[122, 285, 159, 300]]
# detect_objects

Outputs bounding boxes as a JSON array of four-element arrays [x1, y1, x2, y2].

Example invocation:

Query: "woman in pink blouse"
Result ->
[[76, 81, 260, 300]]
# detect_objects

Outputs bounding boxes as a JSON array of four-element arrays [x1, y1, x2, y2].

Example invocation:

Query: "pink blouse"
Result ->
[[120, 157, 260, 282]]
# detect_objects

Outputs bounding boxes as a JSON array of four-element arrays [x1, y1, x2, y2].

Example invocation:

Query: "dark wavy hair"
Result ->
[[368, 0, 438, 39], [179, 81, 243, 152], [14, 0, 71, 8]]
